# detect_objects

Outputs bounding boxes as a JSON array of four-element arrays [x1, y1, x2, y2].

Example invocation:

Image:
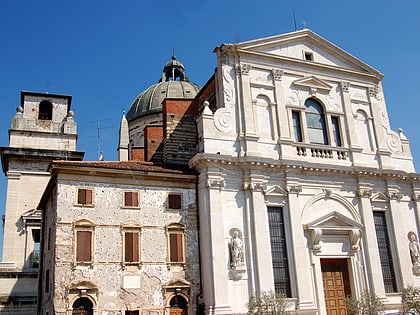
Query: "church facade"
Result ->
[[1, 29, 420, 315], [190, 29, 420, 314]]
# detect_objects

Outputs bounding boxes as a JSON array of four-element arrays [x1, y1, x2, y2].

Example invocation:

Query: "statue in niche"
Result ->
[[230, 230, 243, 269], [408, 232, 420, 266]]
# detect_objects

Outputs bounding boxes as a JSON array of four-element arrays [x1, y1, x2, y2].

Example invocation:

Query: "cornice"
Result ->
[[226, 48, 381, 83], [189, 153, 420, 181]]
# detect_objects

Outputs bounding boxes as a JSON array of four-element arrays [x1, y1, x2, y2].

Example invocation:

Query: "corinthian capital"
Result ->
[[237, 63, 251, 75], [358, 188, 372, 198]]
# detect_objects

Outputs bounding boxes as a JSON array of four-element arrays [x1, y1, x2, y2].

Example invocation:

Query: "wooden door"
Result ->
[[321, 259, 351, 315]]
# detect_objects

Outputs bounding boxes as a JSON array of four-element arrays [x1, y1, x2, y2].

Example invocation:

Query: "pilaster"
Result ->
[[272, 69, 290, 140], [357, 184, 386, 296], [237, 63, 259, 154], [386, 185, 410, 283], [200, 170, 232, 313], [286, 181, 316, 309], [368, 86, 390, 157], [244, 174, 273, 292], [340, 81, 358, 149]]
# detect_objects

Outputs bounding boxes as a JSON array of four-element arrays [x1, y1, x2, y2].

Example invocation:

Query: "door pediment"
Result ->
[[305, 211, 362, 252]]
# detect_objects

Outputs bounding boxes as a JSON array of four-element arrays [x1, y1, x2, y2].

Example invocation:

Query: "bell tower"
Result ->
[[0, 91, 84, 313]]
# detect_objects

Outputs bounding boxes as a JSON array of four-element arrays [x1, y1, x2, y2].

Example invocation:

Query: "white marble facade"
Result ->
[[190, 29, 420, 314]]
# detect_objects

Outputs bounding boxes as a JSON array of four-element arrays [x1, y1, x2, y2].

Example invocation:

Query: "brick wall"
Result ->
[[162, 99, 198, 165], [144, 125, 163, 162]]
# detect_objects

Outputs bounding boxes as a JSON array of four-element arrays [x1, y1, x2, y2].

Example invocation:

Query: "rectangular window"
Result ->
[[48, 228, 52, 251], [292, 111, 303, 142], [76, 230, 92, 263], [125, 311, 139, 315], [168, 193, 182, 210], [124, 232, 139, 263], [124, 191, 139, 208], [77, 188, 93, 206], [169, 232, 184, 263], [373, 211, 397, 293], [331, 116, 342, 147], [32, 229, 40, 268], [268, 206, 291, 297], [304, 51, 313, 61], [45, 269, 50, 293]]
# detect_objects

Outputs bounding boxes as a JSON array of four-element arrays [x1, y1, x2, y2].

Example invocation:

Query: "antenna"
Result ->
[[96, 120, 102, 161], [293, 12, 297, 31], [46, 81, 51, 94], [90, 119, 113, 161]]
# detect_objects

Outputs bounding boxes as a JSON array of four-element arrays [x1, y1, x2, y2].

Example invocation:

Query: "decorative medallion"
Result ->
[[214, 108, 233, 133], [386, 131, 402, 152]]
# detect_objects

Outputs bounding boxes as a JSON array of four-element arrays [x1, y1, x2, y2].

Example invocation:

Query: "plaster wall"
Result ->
[[41, 177, 200, 314]]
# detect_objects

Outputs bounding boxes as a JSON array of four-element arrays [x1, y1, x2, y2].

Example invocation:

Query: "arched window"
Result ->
[[38, 100, 53, 120], [72, 297, 93, 315], [305, 98, 328, 145]]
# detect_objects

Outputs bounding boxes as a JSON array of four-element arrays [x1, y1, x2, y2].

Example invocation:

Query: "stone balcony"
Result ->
[[295, 143, 349, 161]]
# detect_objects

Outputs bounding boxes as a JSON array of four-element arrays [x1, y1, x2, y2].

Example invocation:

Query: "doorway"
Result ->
[[72, 297, 93, 315], [321, 259, 351, 315], [169, 295, 188, 315]]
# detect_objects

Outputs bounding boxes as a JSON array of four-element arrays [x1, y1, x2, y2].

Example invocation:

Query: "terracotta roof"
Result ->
[[50, 160, 196, 175]]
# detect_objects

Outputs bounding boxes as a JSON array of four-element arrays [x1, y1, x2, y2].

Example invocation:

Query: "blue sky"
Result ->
[[1, 0, 420, 256]]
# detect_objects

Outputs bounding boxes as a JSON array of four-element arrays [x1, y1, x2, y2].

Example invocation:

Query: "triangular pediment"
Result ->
[[306, 211, 362, 230], [21, 208, 42, 218], [74, 218, 95, 226], [292, 76, 332, 92], [371, 192, 389, 202], [70, 280, 98, 290], [264, 185, 288, 197], [121, 220, 142, 228], [226, 29, 382, 78], [163, 278, 190, 288]]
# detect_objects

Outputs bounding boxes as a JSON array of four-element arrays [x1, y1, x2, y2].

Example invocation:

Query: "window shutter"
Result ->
[[85, 189, 92, 205], [125, 192, 132, 207], [125, 232, 139, 262], [169, 233, 183, 262], [125, 192, 138, 207], [77, 231, 92, 262], [78, 189, 86, 204], [78, 189, 93, 205], [168, 194, 181, 209]]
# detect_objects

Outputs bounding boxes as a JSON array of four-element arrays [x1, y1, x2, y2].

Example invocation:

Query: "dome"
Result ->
[[126, 56, 201, 121]]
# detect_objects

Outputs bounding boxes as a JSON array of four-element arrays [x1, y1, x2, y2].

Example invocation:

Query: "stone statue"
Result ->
[[408, 232, 420, 266], [230, 230, 243, 269]]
